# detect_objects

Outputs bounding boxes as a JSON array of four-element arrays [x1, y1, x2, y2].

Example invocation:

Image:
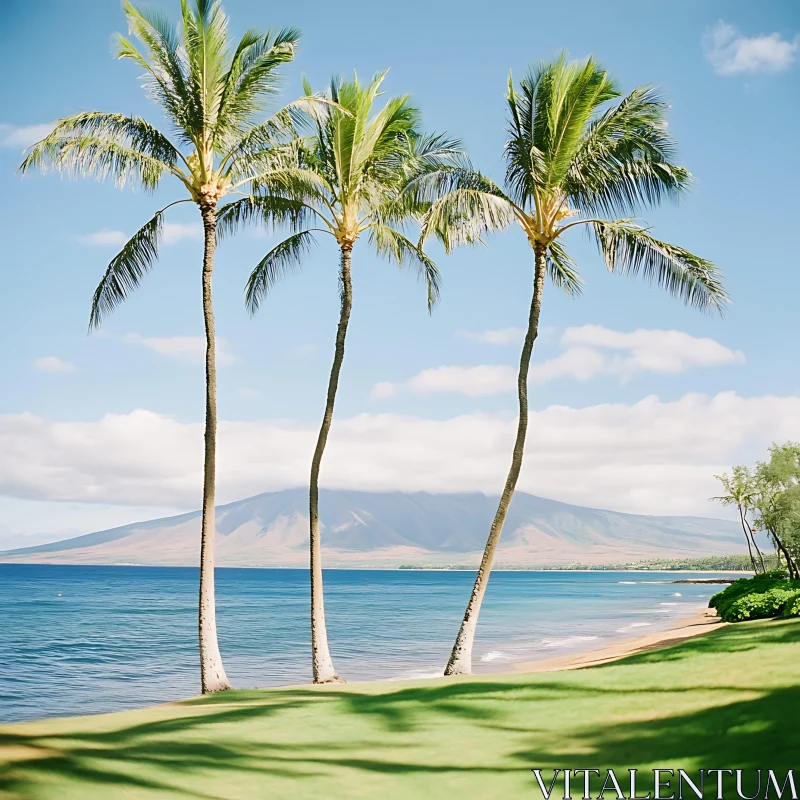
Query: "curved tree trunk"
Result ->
[[198, 204, 232, 694], [308, 244, 353, 683], [445, 245, 547, 676], [740, 510, 766, 573], [738, 506, 758, 573], [771, 530, 798, 578]]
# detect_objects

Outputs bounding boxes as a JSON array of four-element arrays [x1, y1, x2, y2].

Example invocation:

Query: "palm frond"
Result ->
[[505, 54, 619, 206], [415, 166, 515, 252], [245, 230, 317, 313], [249, 166, 334, 206], [214, 27, 299, 143], [540, 56, 619, 189], [592, 219, 728, 313], [370, 224, 441, 312], [565, 85, 690, 215], [89, 211, 165, 329], [21, 134, 170, 190], [221, 97, 329, 179], [119, 1, 199, 139], [181, 0, 229, 135], [546, 239, 583, 296], [216, 195, 313, 238], [20, 112, 183, 176]]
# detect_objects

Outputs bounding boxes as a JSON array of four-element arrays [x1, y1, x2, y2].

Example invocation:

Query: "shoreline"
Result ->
[[511, 607, 724, 673], [0, 561, 752, 573]]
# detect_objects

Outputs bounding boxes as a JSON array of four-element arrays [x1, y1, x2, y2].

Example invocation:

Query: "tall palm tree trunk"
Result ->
[[738, 506, 759, 573], [198, 204, 232, 694], [308, 244, 353, 683], [745, 517, 767, 573], [445, 245, 547, 676]]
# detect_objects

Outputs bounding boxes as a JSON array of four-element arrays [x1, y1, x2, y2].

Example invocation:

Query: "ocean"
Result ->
[[0, 564, 728, 724]]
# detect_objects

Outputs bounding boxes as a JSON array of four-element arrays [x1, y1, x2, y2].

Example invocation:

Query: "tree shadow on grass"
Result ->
[[1, 620, 797, 798], [510, 685, 800, 797], [606, 617, 800, 668]]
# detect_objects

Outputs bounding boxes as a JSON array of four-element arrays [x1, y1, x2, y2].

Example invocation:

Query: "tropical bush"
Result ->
[[710, 575, 800, 622], [783, 594, 800, 618]]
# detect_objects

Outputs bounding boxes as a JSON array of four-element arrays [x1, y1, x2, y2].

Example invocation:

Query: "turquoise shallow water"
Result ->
[[0, 565, 729, 723]]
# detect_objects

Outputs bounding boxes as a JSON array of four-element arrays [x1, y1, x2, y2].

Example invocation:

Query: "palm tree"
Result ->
[[713, 467, 765, 573], [19, 0, 304, 693], [221, 72, 458, 682], [416, 53, 728, 676]]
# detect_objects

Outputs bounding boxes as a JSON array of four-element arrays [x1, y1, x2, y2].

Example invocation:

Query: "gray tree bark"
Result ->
[[198, 204, 232, 694], [444, 245, 547, 676], [308, 245, 353, 683], [738, 506, 759, 573], [743, 516, 766, 573]]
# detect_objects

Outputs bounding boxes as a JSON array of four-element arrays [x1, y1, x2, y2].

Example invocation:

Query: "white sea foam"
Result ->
[[539, 635, 600, 649], [480, 651, 508, 663], [616, 622, 652, 633], [618, 581, 637, 584], [672, 593, 682, 596]]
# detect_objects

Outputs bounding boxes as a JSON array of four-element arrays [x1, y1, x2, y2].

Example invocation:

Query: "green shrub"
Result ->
[[754, 569, 790, 580], [709, 575, 800, 622], [783, 594, 800, 618], [726, 588, 800, 621], [709, 578, 758, 616]]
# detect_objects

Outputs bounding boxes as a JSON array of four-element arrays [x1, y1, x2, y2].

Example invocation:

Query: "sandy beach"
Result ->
[[513, 608, 725, 673]]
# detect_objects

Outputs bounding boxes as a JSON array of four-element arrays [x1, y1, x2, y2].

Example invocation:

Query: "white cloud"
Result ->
[[0, 122, 54, 149], [33, 357, 76, 374], [704, 20, 799, 75], [162, 222, 202, 244], [0, 392, 798, 516], [457, 328, 525, 345], [407, 365, 517, 396], [374, 326, 744, 397], [77, 222, 201, 249], [77, 229, 128, 247], [371, 381, 398, 400], [561, 325, 746, 381], [124, 334, 238, 366]]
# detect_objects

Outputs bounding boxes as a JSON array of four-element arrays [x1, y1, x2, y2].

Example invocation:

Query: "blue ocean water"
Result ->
[[0, 565, 727, 724]]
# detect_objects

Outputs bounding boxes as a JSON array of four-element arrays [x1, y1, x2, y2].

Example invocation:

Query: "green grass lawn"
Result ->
[[1, 618, 798, 800]]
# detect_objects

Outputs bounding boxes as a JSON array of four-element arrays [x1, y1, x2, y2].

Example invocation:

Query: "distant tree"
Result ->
[[20, 0, 305, 693], [752, 444, 800, 579], [221, 72, 460, 682], [714, 466, 766, 573], [415, 53, 728, 676]]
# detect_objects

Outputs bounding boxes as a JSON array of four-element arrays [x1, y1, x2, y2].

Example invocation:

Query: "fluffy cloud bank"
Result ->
[[124, 334, 238, 366], [0, 122, 54, 149], [704, 20, 799, 75], [456, 328, 525, 345], [33, 356, 76, 374], [1, 391, 798, 517], [77, 222, 202, 248], [373, 326, 744, 398]]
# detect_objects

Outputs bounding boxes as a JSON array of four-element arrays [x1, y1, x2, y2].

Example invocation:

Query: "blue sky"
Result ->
[[1, 0, 799, 546]]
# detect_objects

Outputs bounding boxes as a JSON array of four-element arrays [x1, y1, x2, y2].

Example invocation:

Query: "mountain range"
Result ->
[[0, 489, 745, 567]]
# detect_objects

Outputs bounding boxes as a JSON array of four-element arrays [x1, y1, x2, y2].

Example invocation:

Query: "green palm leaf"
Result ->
[[21, 135, 171, 190], [89, 211, 167, 330], [592, 219, 728, 312], [244, 230, 317, 313], [216, 195, 313, 237], [370, 224, 441, 311], [547, 239, 583, 296]]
